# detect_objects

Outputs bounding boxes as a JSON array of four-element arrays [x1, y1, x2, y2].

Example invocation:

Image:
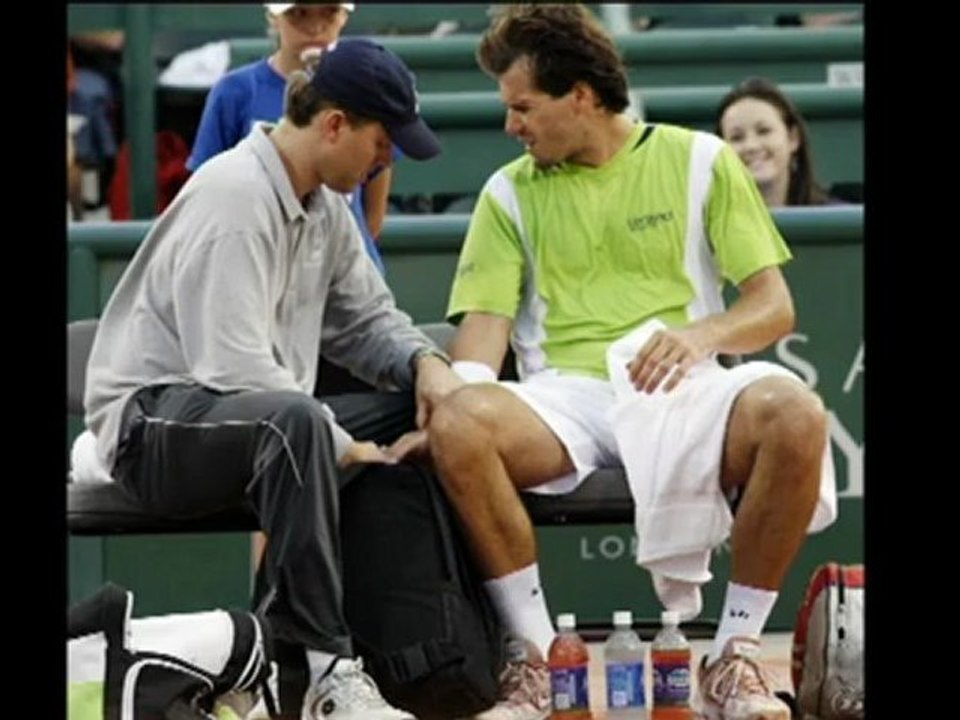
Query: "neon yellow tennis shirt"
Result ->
[[447, 121, 790, 380]]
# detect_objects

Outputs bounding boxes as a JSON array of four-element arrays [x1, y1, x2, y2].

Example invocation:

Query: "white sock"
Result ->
[[484, 564, 556, 659], [305, 649, 340, 685], [711, 582, 778, 663]]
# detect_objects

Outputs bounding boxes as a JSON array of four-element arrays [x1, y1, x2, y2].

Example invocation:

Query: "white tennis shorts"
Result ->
[[500, 359, 807, 497]]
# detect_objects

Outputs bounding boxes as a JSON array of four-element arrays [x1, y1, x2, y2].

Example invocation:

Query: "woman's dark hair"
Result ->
[[477, 4, 629, 113], [715, 77, 830, 206], [284, 67, 371, 129]]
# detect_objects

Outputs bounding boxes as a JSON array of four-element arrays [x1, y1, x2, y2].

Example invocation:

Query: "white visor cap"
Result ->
[[265, 4, 355, 14]]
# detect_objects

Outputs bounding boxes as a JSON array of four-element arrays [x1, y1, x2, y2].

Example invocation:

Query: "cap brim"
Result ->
[[387, 117, 441, 161]]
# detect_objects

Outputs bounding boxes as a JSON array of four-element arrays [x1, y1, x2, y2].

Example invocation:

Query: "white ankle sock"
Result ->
[[484, 564, 556, 659], [711, 582, 778, 662], [305, 650, 339, 685]]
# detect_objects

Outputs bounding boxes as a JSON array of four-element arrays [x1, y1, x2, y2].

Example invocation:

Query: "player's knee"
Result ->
[[756, 381, 828, 466], [430, 385, 501, 448], [429, 387, 504, 493]]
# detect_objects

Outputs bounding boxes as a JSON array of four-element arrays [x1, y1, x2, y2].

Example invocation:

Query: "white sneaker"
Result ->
[[300, 658, 415, 719]]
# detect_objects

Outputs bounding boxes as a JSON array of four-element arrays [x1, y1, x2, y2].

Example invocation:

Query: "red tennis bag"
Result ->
[[791, 563, 864, 719]]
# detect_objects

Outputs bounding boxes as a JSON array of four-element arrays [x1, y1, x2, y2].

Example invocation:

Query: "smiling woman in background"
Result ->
[[716, 77, 834, 208]]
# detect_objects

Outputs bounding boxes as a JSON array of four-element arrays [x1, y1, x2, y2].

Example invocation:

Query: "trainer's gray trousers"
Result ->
[[111, 383, 415, 657]]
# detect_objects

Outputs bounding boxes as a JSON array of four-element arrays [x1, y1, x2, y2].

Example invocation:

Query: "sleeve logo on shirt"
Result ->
[[627, 210, 675, 233]]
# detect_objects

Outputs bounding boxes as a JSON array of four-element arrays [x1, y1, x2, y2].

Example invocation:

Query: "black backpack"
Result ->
[[340, 461, 507, 718]]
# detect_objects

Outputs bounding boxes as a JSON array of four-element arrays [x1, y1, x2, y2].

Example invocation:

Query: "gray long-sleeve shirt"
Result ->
[[85, 123, 436, 469]]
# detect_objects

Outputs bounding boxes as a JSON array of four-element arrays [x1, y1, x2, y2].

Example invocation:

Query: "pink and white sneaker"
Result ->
[[473, 638, 550, 720], [696, 637, 791, 720]]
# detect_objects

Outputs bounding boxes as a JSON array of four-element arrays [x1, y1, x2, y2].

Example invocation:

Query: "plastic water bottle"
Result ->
[[547, 613, 591, 719], [651, 610, 692, 720], [604, 610, 647, 719]]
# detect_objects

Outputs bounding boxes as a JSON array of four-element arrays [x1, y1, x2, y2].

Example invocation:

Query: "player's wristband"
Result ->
[[451, 360, 497, 383]]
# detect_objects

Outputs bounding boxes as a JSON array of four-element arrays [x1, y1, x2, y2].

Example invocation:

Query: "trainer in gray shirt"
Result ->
[[85, 122, 436, 470]]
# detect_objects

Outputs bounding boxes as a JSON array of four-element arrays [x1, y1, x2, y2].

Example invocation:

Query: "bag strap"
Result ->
[[224, 610, 279, 718], [380, 639, 465, 684]]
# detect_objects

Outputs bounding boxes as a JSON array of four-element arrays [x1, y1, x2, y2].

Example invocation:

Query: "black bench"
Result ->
[[67, 319, 635, 535]]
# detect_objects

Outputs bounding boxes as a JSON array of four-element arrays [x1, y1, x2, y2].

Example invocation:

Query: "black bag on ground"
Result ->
[[67, 582, 275, 719], [340, 461, 507, 718]]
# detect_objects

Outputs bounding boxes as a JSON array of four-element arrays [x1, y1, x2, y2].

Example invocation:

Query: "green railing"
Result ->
[[79, 79, 864, 217], [227, 25, 862, 89], [629, 3, 862, 27], [68, 205, 862, 322], [68, 3, 495, 38]]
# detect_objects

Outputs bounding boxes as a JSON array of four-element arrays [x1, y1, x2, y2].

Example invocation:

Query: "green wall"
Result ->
[[68, 207, 862, 629]]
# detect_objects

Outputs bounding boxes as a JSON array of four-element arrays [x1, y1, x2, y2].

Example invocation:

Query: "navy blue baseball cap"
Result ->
[[310, 38, 441, 160]]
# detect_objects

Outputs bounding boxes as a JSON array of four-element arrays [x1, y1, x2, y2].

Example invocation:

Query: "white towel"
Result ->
[[70, 430, 114, 484], [158, 41, 231, 89], [606, 320, 838, 620]]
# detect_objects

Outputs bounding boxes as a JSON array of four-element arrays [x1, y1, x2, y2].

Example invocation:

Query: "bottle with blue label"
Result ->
[[651, 610, 692, 719], [604, 610, 646, 719], [548, 613, 591, 719]]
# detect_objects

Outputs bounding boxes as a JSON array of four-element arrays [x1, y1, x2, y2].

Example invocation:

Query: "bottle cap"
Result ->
[[557, 613, 576, 630], [661, 610, 680, 626], [613, 610, 633, 628]]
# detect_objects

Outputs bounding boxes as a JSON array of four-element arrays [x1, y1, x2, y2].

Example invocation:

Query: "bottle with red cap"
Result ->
[[548, 613, 591, 719], [651, 610, 692, 719]]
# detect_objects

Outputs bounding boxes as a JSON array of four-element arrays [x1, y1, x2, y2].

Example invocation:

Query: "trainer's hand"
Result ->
[[338, 441, 397, 468], [414, 354, 464, 429], [385, 429, 430, 464], [627, 326, 710, 394]]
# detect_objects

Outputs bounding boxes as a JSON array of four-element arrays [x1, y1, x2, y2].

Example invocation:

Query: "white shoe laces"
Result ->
[[498, 658, 550, 708], [333, 659, 389, 705], [703, 652, 776, 704]]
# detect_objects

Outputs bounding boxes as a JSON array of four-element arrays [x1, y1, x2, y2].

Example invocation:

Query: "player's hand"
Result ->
[[627, 327, 710, 394]]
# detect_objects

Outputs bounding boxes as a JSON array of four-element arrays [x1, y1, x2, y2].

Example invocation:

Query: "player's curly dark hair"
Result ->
[[478, 4, 629, 113]]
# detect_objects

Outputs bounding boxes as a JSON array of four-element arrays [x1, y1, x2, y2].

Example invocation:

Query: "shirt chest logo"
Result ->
[[627, 210, 675, 233]]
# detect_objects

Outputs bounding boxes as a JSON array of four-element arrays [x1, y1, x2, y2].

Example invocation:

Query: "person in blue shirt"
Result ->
[[188, 3, 394, 274]]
